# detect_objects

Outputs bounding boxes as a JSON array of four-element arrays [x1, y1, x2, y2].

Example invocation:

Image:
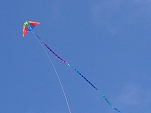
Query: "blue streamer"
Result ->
[[68, 65, 122, 113]]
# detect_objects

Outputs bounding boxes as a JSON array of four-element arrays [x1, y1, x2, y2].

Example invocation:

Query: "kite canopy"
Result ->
[[23, 21, 40, 36]]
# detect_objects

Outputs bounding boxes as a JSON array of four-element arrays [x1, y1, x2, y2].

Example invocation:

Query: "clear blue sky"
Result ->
[[0, 0, 151, 113]]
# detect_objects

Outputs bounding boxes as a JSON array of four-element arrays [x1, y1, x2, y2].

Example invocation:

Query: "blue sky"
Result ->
[[0, 0, 151, 113]]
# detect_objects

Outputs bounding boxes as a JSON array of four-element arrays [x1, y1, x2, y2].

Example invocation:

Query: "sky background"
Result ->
[[0, 0, 151, 113]]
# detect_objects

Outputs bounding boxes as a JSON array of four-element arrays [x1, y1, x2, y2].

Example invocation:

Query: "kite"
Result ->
[[23, 21, 122, 113], [23, 21, 40, 36]]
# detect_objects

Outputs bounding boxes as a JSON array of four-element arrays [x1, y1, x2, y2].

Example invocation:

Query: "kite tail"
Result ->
[[68, 65, 122, 113], [32, 32, 122, 113]]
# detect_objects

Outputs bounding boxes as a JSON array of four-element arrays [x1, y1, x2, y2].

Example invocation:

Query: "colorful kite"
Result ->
[[23, 21, 40, 36], [23, 21, 122, 113]]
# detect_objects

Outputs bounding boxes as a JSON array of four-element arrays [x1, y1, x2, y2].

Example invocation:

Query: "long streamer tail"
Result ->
[[32, 32, 122, 113]]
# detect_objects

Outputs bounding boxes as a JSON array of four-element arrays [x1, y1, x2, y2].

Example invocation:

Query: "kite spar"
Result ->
[[23, 21, 122, 113]]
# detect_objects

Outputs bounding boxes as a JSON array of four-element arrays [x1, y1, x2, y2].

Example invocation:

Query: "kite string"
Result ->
[[32, 32, 72, 113]]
